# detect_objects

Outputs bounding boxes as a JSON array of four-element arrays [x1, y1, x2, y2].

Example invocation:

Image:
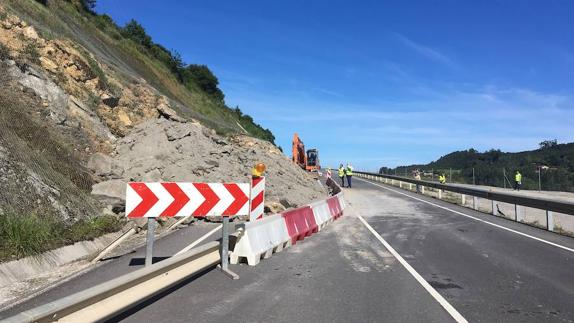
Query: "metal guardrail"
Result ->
[[355, 171, 574, 216], [4, 241, 220, 323]]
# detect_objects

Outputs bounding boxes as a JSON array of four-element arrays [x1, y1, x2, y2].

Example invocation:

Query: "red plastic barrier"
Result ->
[[327, 196, 343, 219], [282, 206, 317, 244]]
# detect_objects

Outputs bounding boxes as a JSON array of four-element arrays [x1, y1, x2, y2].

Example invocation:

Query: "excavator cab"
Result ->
[[306, 149, 320, 172]]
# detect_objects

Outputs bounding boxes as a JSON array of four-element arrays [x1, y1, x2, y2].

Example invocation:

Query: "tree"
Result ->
[[181, 65, 224, 101], [122, 19, 152, 48], [81, 0, 97, 12], [539, 139, 558, 149]]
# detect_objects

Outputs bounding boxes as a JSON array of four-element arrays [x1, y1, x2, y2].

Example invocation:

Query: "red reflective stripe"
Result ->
[[222, 183, 248, 216], [128, 183, 158, 218], [160, 183, 190, 217], [251, 191, 264, 211], [252, 177, 263, 187], [192, 183, 220, 216]]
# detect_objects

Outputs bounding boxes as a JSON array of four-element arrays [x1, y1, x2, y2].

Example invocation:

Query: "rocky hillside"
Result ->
[[0, 1, 326, 260]]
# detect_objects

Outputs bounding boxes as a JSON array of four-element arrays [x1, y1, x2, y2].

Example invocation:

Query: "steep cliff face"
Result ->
[[0, 1, 326, 245]]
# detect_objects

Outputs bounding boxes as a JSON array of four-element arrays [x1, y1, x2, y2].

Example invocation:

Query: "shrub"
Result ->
[[181, 64, 224, 101], [23, 43, 40, 64], [0, 42, 10, 60]]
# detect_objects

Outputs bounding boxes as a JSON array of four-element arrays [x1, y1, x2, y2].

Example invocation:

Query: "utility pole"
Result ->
[[472, 167, 475, 185], [538, 166, 542, 192], [503, 168, 506, 189]]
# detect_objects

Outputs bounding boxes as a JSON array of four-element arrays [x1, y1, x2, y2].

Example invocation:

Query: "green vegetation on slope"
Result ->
[[0, 210, 123, 261], [381, 141, 574, 192], [21, 0, 275, 143]]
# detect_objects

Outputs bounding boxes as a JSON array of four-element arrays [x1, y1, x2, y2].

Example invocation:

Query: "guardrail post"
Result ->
[[438, 189, 442, 199], [461, 194, 466, 206], [391, 179, 394, 186], [421, 186, 425, 194], [473, 197, 478, 210], [491, 200, 496, 215], [145, 218, 156, 267], [399, 181, 402, 188], [547, 211, 554, 231], [409, 183, 413, 190]]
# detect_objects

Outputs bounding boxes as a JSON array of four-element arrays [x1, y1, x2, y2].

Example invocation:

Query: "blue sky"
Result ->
[[96, 1, 574, 171]]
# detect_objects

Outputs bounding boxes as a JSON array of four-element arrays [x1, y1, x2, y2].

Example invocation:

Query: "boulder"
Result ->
[[91, 179, 126, 211], [87, 153, 113, 177], [157, 102, 186, 122]]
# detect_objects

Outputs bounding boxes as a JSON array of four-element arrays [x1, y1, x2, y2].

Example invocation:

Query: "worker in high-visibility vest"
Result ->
[[439, 173, 446, 184], [345, 163, 354, 188], [414, 170, 421, 193], [338, 164, 346, 187], [514, 170, 522, 191]]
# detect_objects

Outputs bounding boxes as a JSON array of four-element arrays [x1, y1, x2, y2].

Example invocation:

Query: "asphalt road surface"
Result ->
[[2, 176, 573, 322]]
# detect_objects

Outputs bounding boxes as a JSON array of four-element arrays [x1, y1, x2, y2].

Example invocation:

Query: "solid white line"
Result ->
[[355, 214, 468, 323], [356, 177, 574, 253], [174, 224, 222, 256]]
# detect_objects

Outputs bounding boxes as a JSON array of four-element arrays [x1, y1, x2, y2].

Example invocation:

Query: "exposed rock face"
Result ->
[[0, 13, 181, 140], [0, 8, 327, 224]]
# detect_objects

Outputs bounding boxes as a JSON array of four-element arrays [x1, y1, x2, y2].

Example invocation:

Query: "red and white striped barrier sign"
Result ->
[[126, 182, 250, 218], [249, 176, 265, 221]]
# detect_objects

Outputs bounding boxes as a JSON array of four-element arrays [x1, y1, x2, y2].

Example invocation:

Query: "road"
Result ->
[[2, 176, 573, 322]]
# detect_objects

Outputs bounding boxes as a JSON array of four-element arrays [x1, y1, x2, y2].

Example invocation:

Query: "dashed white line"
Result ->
[[174, 225, 221, 256], [356, 177, 574, 253], [355, 213, 468, 323]]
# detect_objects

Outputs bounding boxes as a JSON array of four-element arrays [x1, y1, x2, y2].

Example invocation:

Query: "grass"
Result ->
[[0, 210, 124, 261]]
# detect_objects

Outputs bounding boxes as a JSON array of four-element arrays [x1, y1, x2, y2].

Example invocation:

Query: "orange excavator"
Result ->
[[292, 133, 320, 172]]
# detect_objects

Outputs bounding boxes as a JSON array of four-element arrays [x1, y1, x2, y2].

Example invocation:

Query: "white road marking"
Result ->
[[355, 214, 468, 323], [174, 225, 222, 256], [356, 177, 574, 253]]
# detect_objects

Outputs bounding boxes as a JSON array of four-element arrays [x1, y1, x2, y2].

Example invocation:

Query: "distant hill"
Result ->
[[380, 141, 574, 192]]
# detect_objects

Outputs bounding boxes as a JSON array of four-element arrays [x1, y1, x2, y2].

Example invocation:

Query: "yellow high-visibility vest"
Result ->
[[346, 167, 353, 176], [515, 172, 522, 182], [338, 167, 345, 177]]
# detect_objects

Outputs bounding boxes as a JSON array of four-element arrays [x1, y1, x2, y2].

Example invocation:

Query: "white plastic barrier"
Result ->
[[231, 189, 348, 266], [336, 192, 348, 209], [230, 214, 290, 266], [310, 200, 332, 231]]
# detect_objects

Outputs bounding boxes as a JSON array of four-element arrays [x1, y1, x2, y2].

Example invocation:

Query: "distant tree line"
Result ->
[[380, 140, 574, 192]]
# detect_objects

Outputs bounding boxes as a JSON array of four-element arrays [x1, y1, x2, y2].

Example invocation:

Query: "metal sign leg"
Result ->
[[218, 217, 239, 280], [145, 218, 156, 267]]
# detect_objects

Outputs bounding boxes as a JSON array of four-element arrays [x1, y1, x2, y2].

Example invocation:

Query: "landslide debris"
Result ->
[[91, 118, 326, 218], [0, 1, 327, 259]]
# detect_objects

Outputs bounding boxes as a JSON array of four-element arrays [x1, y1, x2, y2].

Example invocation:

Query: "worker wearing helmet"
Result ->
[[338, 164, 345, 187]]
